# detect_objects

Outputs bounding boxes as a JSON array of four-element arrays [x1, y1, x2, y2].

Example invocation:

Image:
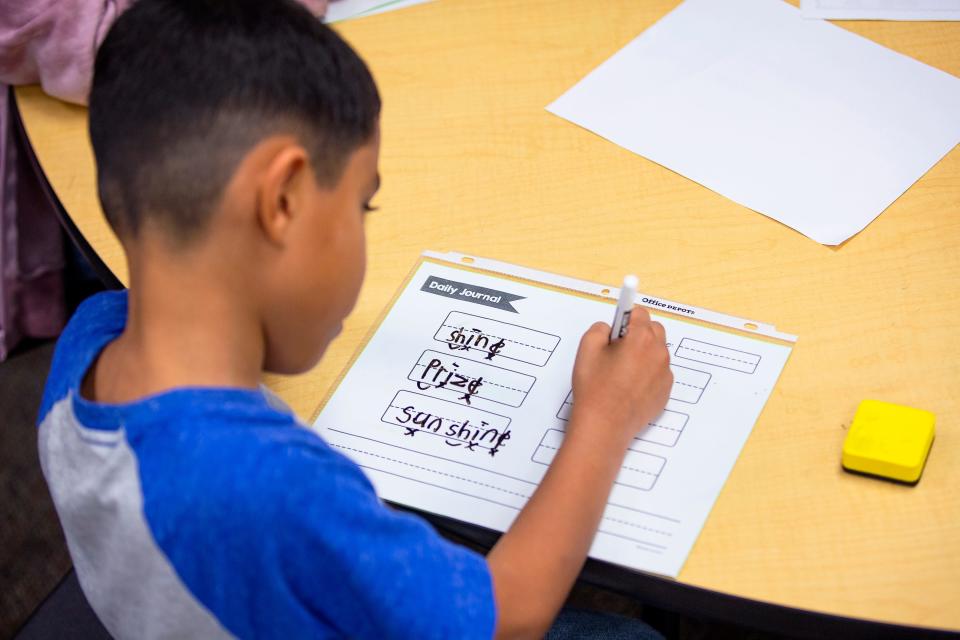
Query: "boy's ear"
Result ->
[[256, 144, 310, 246]]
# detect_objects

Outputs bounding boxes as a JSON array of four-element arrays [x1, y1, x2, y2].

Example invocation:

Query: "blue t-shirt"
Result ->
[[37, 291, 496, 639]]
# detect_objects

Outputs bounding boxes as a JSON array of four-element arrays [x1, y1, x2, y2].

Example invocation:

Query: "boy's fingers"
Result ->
[[592, 320, 611, 333], [579, 322, 610, 352], [629, 306, 651, 327], [650, 321, 666, 343], [588, 321, 610, 338]]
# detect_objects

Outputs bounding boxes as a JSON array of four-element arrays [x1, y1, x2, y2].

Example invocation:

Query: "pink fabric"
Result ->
[[0, 92, 62, 359], [0, 0, 133, 103], [0, 0, 133, 360]]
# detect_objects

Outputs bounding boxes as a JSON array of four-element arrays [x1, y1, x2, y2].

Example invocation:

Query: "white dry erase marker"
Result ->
[[609, 275, 639, 342]]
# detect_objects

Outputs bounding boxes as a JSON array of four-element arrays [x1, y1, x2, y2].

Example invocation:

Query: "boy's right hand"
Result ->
[[488, 307, 673, 639], [568, 308, 673, 449]]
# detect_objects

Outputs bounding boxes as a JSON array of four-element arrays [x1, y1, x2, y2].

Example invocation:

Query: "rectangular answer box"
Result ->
[[434, 311, 561, 367], [408, 350, 536, 407], [559, 367, 712, 412], [675, 338, 761, 374], [642, 409, 689, 447], [557, 392, 687, 448], [556, 389, 574, 420], [382, 390, 512, 454], [670, 364, 711, 403], [532, 429, 666, 490], [618, 449, 667, 491], [530, 428, 567, 465]]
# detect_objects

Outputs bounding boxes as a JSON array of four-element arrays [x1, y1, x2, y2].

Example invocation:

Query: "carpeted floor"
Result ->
[[0, 339, 70, 638]]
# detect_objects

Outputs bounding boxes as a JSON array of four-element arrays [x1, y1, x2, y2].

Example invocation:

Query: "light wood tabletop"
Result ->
[[14, 0, 960, 633]]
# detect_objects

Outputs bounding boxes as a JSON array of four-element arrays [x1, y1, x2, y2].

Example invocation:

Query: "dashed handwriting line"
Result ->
[[440, 324, 553, 352]]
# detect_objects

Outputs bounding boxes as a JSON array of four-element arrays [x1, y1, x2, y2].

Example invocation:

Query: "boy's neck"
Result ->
[[84, 240, 265, 404]]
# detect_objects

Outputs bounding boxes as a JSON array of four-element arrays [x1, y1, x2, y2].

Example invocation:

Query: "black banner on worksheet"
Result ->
[[420, 276, 525, 313]]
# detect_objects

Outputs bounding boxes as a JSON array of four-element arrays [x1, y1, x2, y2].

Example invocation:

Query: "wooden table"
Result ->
[[14, 0, 960, 635]]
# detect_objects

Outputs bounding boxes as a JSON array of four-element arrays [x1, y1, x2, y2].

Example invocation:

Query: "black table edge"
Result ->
[[10, 88, 124, 291], [415, 509, 958, 640]]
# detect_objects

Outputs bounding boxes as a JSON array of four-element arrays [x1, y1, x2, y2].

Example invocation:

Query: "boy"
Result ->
[[37, 0, 673, 638]]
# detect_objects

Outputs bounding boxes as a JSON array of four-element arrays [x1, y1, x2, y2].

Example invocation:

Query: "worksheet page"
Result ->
[[313, 258, 793, 577]]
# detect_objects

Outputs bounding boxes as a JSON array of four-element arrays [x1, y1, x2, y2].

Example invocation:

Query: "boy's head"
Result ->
[[89, 0, 381, 374]]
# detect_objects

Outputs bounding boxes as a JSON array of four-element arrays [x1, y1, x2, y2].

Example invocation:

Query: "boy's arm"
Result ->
[[487, 311, 673, 639]]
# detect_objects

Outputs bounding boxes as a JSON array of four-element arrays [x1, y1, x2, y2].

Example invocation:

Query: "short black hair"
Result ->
[[89, 0, 380, 242]]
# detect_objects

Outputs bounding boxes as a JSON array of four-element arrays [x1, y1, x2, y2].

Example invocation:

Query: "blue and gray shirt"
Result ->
[[37, 291, 495, 639]]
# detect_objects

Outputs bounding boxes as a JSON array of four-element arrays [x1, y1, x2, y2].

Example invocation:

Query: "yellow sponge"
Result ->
[[842, 400, 935, 484]]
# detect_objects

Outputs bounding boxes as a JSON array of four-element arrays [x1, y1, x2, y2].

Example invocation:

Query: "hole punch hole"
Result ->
[[461, 257, 475, 264], [601, 288, 611, 295], [744, 322, 758, 331]]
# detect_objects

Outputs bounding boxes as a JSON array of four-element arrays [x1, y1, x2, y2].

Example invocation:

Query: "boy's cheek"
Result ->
[[275, 303, 337, 374], [273, 217, 364, 370], [331, 218, 367, 315], [349, 233, 367, 305]]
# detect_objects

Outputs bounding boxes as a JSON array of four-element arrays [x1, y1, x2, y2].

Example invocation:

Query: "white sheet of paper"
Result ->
[[547, 0, 960, 245], [325, 0, 432, 23], [313, 257, 793, 577], [802, 0, 960, 20]]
